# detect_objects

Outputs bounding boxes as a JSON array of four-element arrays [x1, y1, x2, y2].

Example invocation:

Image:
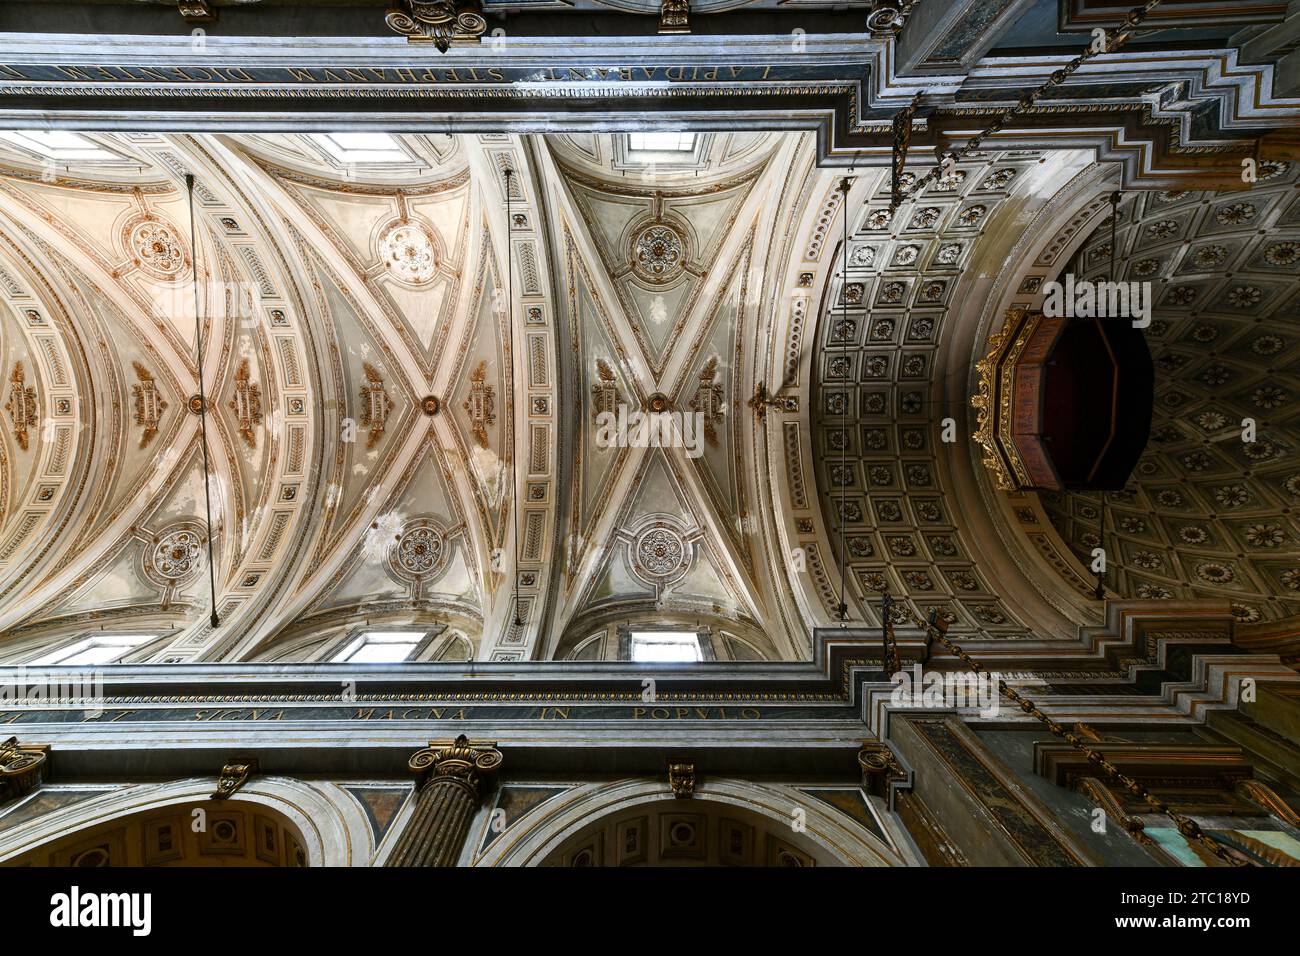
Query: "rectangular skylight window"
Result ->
[[31, 633, 153, 666], [311, 132, 412, 164], [630, 631, 701, 663], [0, 131, 120, 162], [628, 132, 696, 153], [333, 630, 423, 663]]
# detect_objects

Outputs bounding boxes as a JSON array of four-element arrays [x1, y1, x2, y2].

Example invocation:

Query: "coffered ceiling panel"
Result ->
[[1041, 161, 1300, 625]]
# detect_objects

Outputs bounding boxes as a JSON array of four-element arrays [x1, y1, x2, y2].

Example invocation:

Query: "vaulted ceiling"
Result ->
[[0, 130, 1293, 663], [1042, 163, 1300, 626], [0, 130, 820, 662]]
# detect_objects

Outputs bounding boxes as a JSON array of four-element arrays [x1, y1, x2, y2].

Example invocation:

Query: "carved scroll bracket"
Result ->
[[858, 740, 909, 800], [0, 737, 49, 804], [668, 759, 696, 798], [210, 756, 259, 800]]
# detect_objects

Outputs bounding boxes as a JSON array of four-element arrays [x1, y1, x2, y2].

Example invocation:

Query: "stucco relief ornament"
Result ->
[[131, 362, 168, 450], [229, 358, 262, 450], [689, 356, 725, 447], [360, 362, 395, 450], [379, 219, 439, 284], [632, 223, 686, 283], [591, 359, 621, 425], [145, 526, 203, 584], [384, 0, 487, 52], [629, 519, 693, 589], [389, 521, 450, 582], [5, 362, 37, 451], [910, 207, 940, 229], [125, 216, 187, 280], [464, 359, 496, 449]]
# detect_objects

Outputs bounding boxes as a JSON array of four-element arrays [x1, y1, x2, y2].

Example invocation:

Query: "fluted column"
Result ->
[[1235, 779, 1300, 828], [385, 734, 502, 867]]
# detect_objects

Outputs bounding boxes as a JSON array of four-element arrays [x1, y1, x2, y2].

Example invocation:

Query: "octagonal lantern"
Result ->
[[971, 308, 1153, 492]]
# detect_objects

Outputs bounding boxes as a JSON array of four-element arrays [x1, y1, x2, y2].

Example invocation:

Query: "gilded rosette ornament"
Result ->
[[409, 734, 503, 798], [385, 0, 488, 52]]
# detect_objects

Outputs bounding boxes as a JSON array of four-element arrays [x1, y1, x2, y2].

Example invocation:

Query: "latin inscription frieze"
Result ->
[[0, 63, 863, 88], [0, 703, 858, 725]]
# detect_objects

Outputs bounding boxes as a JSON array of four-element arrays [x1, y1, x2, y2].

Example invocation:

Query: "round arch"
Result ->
[[475, 777, 905, 867], [0, 776, 375, 867]]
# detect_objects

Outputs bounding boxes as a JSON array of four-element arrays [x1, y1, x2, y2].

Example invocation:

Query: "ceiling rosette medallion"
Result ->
[[229, 359, 262, 450], [463, 359, 496, 449], [360, 362, 395, 450], [123, 214, 188, 281], [142, 522, 206, 588], [630, 220, 688, 285], [627, 516, 694, 591], [388, 518, 452, 584], [131, 361, 168, 450], [378, 218, 441, 285], [384, 0, 488, 52], [5, 362, 37, 452]]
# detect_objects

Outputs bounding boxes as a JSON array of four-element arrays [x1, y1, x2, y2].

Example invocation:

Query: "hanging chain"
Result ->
[[887, 0, 1165, 215], [186, 174, 220, 630], [835, 176, 853, 624], [880, 592, 901, 675], [504, 167, 523, 629], [909, 608, 1248, 866]]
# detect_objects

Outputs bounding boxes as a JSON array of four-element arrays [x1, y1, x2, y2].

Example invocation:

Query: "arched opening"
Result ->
[[3, 799, 310, 867], [475, 778, 904, 867], [541, 799, 843, 867]]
